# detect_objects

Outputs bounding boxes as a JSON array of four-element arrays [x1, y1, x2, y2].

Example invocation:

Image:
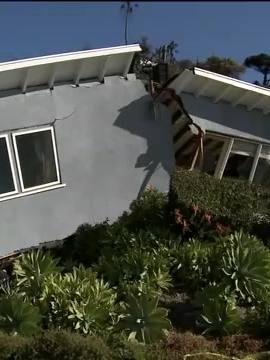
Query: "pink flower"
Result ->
[[204, 212, 212, 224], [191, 204, 199, 216]]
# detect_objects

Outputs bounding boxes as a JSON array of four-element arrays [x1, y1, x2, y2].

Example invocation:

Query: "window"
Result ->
[[13, 127, 60, 191], [0, 135, 17, 197], [178, 131, 270, 188], [0, 125, 62, 201], [195, 136, 225, 176], [253, 158, 270, 187], [223, 153, 254, 180]]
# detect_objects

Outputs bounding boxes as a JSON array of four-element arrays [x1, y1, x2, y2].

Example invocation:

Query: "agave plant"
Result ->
[[42, 266, 117, 333], [0, 296, 41, 336], [14, 250, 60, 303], [221, 230, 270, 303], [196, 284, 241, 336], [118, 293, 171, 344], [173, 239, 219, 293]]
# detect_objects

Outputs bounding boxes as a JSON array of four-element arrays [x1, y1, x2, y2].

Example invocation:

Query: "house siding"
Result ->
[[0, 77, 175, 256]]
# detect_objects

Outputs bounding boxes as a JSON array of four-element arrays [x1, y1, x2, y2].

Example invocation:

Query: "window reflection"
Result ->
[[253, 158, 270, 187], [223, 153, 254, 180]]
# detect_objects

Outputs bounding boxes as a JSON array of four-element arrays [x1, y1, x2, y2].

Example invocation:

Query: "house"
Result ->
[[0, 44, 175, 257], [155, 67, 270, 186]]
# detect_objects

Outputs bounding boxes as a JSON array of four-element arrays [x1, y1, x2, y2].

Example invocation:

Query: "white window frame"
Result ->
[[12, 126, 61, 192], [0, 134, 19, 198], [203, 132, 270, 185]]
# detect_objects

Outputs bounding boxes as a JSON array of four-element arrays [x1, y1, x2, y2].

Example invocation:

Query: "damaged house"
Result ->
[[1, 43, 270, 258], [0, 44, 175, 257], [155, 67, 270, 186]]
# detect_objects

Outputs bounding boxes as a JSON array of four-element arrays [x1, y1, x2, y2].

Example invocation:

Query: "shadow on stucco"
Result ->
[[114, 94, 174, 198]]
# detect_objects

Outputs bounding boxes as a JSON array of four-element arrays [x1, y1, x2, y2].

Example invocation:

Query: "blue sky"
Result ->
[[0, 1, 268, 83]]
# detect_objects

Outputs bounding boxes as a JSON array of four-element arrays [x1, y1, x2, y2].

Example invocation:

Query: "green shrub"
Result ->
[[95, 244, 171, 297], [14, 250, 60, 303], [196, 284, 241, 336], [169, 167, 270, 232], [0, 332, 29, 360], [117, 187, 169, 231], [173, 239, 220, 293], [221, 231, 270, 304], [59, 221, 114, 267], [118, 293, 171, 344], [41, 266, 117, 334], [0, 296, 41, 336], [25, 330, 112, 360]]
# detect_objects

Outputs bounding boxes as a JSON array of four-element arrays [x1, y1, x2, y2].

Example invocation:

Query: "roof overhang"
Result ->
[[0, 44, 141, 93], [168, 67, 270, 115]]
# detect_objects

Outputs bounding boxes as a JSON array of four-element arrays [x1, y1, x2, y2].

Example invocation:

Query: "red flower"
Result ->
[[216, 222, 230, 234], [204, 212, 212, 224], [191, 203, 199, 216]]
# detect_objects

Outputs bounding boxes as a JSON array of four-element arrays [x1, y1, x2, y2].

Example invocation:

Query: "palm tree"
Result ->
[[120, 1, 138, 45]]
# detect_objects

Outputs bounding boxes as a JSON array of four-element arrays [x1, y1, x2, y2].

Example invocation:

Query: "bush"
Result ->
[[0, 296, 41, 336], [0, 332, 29, 360], [41, 266, 117, 334], [172, 239, 221, 293], [27, 330, 112, 360], [58, 221, 113, 267], [196, 284, 242, 336], [117, 187, 169, 231], [169, 167, 270, 233], [221, 231, 270, 304]]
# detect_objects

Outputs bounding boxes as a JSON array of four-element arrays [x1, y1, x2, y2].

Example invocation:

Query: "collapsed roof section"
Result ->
[[0, 44, 141, 93], [169, 67, 270, 115]]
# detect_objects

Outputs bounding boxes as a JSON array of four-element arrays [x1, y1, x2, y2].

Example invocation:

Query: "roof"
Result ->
[[168, 67, 270, 115], [0, 44, 141, 93]]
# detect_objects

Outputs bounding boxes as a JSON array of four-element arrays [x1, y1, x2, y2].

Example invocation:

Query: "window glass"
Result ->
[[14, 129, 58, 190], [0, 137, 15, 195], [253, 158, 270, 187], [223, 153, 253, 180]]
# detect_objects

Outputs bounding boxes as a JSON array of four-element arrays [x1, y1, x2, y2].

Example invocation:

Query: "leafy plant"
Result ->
[[173, 239, 221, 293], [14, 250, 60, 303], [96, 244, 170, 288], [221, 230, 270, 303], [117, 187, 169, 232], [59, 221, 114, 267], [42, 266, 117, 334], [119, 293, 171, 344], [196, 284, 241, 336], [0, 296, 41, 336]]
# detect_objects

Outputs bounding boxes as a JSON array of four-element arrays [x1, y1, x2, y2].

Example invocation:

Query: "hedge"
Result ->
[[169, 167, 270, 231], [0, 330, 112, 360]]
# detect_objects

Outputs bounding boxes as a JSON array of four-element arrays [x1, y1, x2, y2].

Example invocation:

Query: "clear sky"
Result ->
[[0, 1, 268, 83]]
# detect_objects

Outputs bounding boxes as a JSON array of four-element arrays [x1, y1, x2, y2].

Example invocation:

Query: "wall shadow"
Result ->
[[114, 94, 174, 198]]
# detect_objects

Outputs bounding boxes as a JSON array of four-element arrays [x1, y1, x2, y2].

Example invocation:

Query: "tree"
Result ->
[[197, 56, 245, 79], [244, 53, 270, 87], [120, 1, 138, 45], [152, 41, 178, 64]]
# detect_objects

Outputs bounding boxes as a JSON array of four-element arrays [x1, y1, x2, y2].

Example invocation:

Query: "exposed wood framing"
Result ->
[[153, 84, 205, 170]]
